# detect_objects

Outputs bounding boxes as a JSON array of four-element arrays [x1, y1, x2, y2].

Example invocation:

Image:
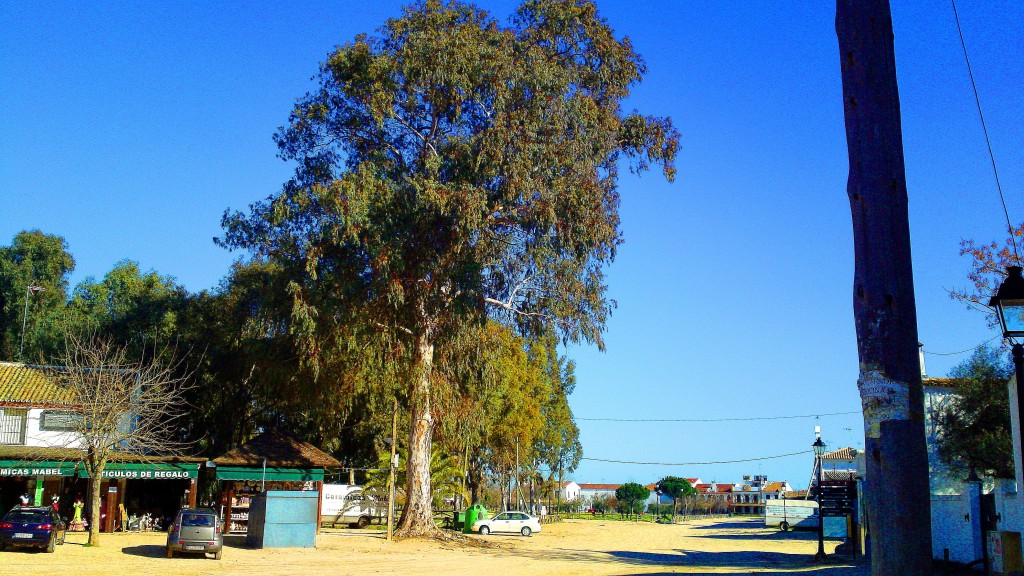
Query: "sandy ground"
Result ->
[[0, 517, 870, 575]]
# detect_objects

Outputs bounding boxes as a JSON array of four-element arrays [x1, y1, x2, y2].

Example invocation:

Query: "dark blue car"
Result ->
[[0, 506, 66, 553]]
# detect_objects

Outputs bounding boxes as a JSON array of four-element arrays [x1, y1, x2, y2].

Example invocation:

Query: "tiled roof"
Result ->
[[577, 483, 621, 491], [685, 478, 700, 484], [0, 445, 205, 465], [695, 483, 711, 492], [213, 431, 340, 468], [823, 447, 859, 461], [713, 484, 735, 492], [0, 363, 76, 407], [763, 481, 787, 492]]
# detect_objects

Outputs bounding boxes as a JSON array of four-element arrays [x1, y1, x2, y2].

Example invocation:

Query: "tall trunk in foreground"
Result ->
[[836, 1, 933, 573], [396, 333, 436, 535]]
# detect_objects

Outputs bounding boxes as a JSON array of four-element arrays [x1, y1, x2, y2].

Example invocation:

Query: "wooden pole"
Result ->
[[836, 1, 933, 572], [387, 398, 398, 542]]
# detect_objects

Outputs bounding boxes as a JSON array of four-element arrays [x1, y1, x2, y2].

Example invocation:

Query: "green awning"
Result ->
[[0, 460, 79, 477], [215, 465, 323, 482], [75, 462, 199, 480]]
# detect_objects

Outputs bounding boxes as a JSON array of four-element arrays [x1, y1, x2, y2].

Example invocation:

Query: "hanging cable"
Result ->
[[576, 411, 858, 423], [951, 0, 1019, 262], [581, 450, 811, 466], [923, 335, 1000, 356]]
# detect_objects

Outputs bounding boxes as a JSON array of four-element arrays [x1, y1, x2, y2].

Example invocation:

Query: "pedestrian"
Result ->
[[19, 493, 30, 506]]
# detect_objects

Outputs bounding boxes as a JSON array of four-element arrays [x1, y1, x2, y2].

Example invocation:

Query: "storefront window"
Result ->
[[0, 408, 27, 445]]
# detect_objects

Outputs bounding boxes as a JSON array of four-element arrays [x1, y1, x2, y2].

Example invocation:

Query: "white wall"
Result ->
[[559, 482, 580, 502], [23, 408, 84, 448]]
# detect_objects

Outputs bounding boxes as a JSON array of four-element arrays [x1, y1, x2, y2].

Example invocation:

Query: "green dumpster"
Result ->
[[463, 504, 488, 534]]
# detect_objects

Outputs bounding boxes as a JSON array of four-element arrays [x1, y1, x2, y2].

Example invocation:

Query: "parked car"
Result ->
[[0, 506, 66, 552], [471, 511, 541, 536], [166, 508, 223, 560]]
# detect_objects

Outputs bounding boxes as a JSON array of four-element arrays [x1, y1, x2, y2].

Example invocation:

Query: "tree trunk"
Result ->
[[87, 457, 104, 546], [836, 2, 933, 573], [396, 334, 437, 536]]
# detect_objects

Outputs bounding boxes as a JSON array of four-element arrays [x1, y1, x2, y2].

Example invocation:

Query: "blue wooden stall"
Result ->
[[246, 490, 319, 548]]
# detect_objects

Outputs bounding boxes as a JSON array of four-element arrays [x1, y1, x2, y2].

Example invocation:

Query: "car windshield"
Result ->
[[5, 511, 49, 524], [182, 513, 215, 527]]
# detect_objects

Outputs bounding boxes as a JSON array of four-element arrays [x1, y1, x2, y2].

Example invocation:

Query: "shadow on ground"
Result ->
[[120, 544, 166, 558], [502, 544, 867, 574]]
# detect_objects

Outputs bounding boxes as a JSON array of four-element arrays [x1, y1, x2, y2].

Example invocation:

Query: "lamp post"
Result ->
[[813, 435, 827, 562], [990, 265, 1024, 476], [19, 285, 45, 360]]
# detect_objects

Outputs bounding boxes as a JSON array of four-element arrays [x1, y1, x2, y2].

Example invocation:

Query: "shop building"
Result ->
[[212, 432, 340, 534], [0, 362, 202, 530]]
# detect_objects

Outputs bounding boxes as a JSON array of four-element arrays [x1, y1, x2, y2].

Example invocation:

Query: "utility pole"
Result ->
[[18, 285, 44, 360], [386, 398, 398, 542], [836, 1, 933, 573]]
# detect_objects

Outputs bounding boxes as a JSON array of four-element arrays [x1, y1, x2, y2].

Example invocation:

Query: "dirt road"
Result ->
[[1, 517, 869, 575]]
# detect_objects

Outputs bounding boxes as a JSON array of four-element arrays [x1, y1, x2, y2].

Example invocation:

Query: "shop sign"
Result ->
[[100, 469, 192, 480], [0, 466, 71, 477], [0, 462, 77, 477]]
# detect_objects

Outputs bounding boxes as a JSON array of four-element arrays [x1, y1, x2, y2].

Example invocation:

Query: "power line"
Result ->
[[950, 0, 1019, 261], [923, 335, 999, 356], [581, 450, 811, 466], [576, 411, 859, 423]]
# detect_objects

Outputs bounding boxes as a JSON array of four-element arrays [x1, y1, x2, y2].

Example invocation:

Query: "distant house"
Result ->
[[762, 480, 795, 501], [578, 483, 620, 505], [558, 480, 581, 502]]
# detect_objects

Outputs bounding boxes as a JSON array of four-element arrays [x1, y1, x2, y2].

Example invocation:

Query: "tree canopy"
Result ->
[[934, 346, 1014, 478], [615, 482, 650, 516], [219, 0, 677, 534], [0, 230, 75, 360], [951, 221, 1024, 328]]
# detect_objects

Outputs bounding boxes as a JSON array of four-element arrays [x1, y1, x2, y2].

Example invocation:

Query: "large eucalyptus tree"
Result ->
[[221, 0, 677, 535]]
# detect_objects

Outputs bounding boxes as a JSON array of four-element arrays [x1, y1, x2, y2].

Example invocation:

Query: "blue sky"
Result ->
[[2, 1, 1022, 489]]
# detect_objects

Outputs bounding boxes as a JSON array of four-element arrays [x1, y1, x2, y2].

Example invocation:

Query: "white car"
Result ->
[[472, 511, 541, 537]]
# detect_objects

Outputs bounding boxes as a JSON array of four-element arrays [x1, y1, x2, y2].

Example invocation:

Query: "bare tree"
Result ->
[[47, 334, 192, 546]]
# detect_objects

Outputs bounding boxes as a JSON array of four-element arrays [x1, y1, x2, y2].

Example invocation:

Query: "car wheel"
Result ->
[[214, 549, 223, 560], [46, 536, 56, 553], [166, 547, 173, 558], [780, 521, 789, 532], [521, 526, 532, 537], [356, 516, 370, 529], [479, 525, 490, 535]]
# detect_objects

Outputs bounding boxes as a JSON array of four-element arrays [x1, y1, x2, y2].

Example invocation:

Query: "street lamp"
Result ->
[[19, 285, 45, 360], [990, 265, 1024, 478], [813, 435, 827, 562]]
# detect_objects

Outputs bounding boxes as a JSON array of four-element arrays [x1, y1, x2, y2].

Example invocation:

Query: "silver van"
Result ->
[[166, 508, 223, 559]]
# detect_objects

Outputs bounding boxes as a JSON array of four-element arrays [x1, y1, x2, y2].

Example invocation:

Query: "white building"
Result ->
[[0, 362, 83, 448], [558, 480, 581, 502]]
